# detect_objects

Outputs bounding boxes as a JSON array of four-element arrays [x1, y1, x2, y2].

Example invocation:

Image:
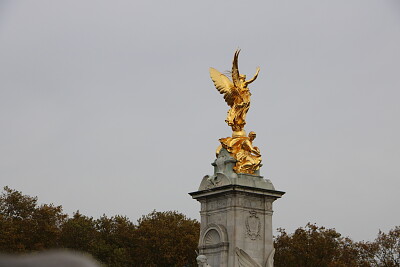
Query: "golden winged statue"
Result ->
[[210, 49, 260, 136], [210, 50, 262, 174]]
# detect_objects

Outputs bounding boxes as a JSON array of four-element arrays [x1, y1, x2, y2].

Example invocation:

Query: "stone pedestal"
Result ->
[[189, 149, 284, 267]]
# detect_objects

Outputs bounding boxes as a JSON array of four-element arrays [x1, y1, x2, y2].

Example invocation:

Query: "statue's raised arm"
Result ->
[[245, 67, 260, 87]]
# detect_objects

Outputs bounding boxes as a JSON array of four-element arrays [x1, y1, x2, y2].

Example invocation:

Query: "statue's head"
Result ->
[[239, 74, 246, 81], [249, 131, 256, 141], [196, 255, 208, 264]]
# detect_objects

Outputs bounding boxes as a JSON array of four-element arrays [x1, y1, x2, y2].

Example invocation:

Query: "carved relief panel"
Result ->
[[245, 210, 261, 240]]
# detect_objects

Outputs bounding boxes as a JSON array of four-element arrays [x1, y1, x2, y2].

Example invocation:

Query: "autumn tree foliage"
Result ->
[[1, 187, 399, 267], [274, 223, 361, 267], [357, 226, 400, 267], [274, 223, 400, 267], [0, 187, 199, 266], [0, 186, 66, 252], [135, 210, 200, 267]]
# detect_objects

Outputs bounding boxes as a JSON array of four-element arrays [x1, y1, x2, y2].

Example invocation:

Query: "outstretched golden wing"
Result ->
[[232, 49, 241, 87], [209, 67, 237, 107]]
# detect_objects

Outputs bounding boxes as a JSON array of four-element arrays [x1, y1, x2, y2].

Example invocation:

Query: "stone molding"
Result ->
[[190, 184, 285, 200]]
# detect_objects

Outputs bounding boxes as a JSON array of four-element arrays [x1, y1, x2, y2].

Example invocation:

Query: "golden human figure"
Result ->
[[210, 50, 262, 174], [218, 131, 262, 174], [210, 49, 260, 137]]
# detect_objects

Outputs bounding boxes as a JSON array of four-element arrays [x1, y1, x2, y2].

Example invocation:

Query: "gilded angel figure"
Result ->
[[209, 49, 260, 136]]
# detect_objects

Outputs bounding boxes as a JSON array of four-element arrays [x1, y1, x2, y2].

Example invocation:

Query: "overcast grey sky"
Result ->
[[1, 0, 399, 241]]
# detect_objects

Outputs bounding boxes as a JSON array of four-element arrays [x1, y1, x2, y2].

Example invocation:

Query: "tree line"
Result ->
[[0, 187, 398, 267], [274, 223, 399, 267]]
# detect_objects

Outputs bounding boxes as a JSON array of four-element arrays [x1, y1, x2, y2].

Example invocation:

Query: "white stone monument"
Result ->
[[190, 149, 284, 267], [190, 50, 285, 266]]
